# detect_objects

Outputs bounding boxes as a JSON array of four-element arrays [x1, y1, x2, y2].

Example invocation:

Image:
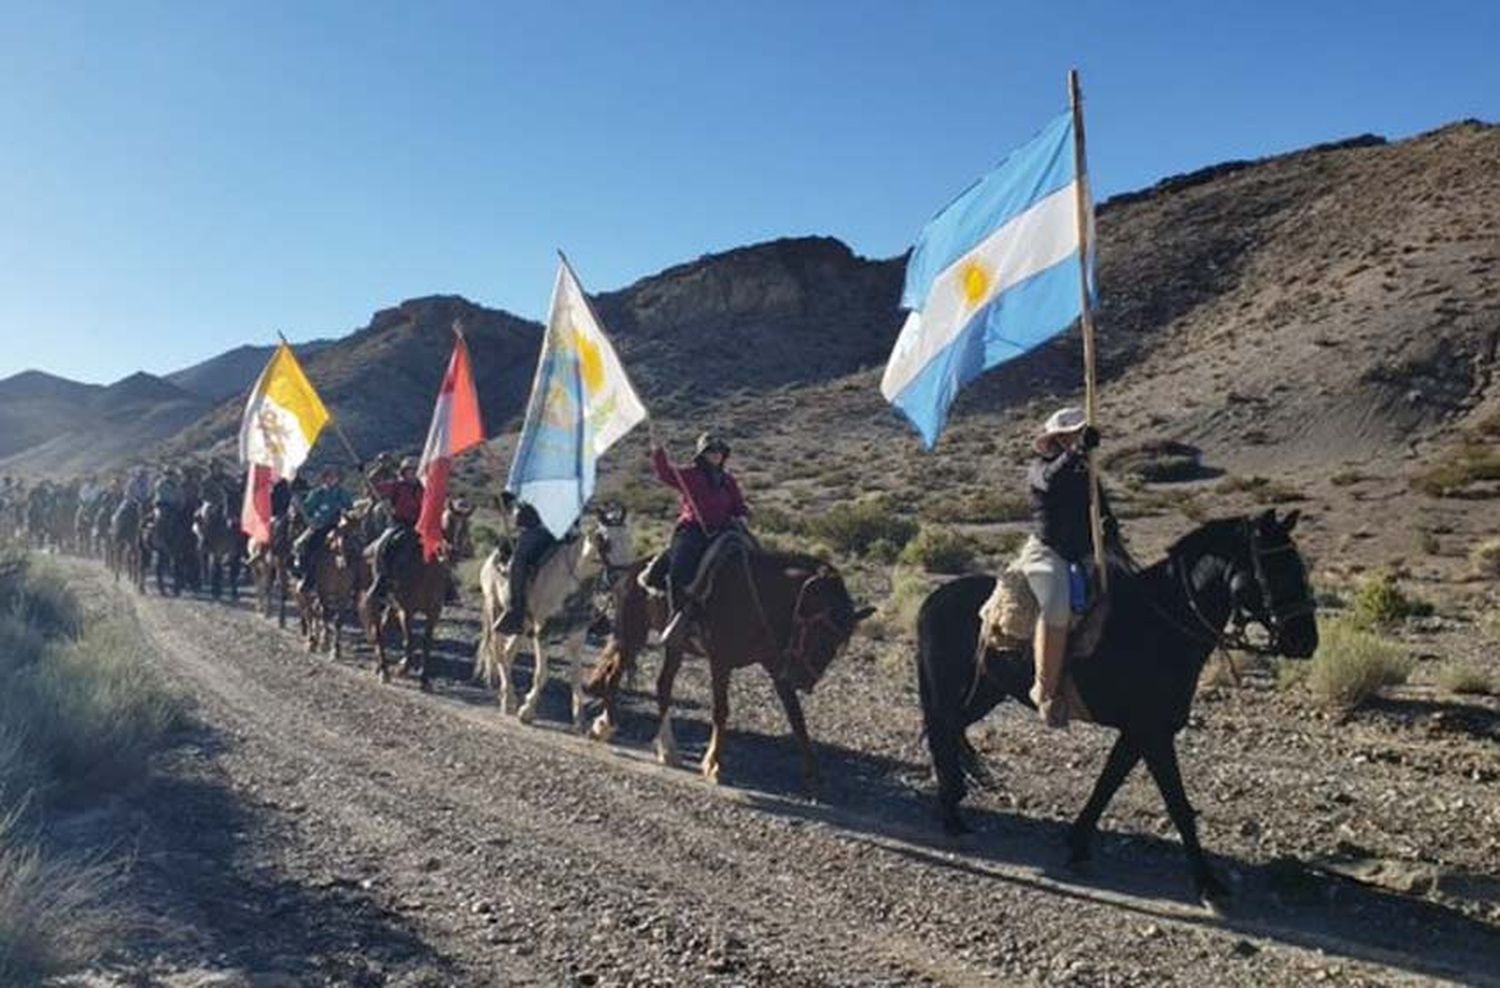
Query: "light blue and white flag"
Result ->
[[508, 258, 648, 537], [881, 109, 1094, 447]]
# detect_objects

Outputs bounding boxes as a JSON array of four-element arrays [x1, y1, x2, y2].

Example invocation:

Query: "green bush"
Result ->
[[1304, 618, 1413, 710], [1436, 662, 1494, 696], [1350, 570, 1433, 628], [803, 497, 918, 558], [754, 504, 796, 533], [898, 527, 976, 574], [1218, 475, 1306, 504]]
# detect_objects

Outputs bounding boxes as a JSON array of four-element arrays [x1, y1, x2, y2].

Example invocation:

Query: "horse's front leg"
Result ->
[[518, 628, 548, 724], [418, 612, 436, 692], [1142, 732, 1227, 907], [1067, 732, 1142, 867], [772, 676, 819, 796], [565, 630, 589, 733], [702, 660, 730, 785], [496, 632, 521, 715], [653, 647, 685, 766]]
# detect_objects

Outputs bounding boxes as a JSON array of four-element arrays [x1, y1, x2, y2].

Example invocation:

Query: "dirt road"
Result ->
[[63, 559, 1500, 986]]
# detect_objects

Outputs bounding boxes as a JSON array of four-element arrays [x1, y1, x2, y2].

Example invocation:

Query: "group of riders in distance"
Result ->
[[1, 407, 1320, 905]]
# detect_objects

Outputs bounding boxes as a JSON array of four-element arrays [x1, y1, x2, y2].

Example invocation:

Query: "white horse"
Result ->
[[476, 506, 632, 728]]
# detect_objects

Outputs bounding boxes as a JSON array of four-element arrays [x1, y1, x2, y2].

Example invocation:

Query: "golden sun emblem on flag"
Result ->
[[573, 325, 605, 395], [959, 258, 992, 310]]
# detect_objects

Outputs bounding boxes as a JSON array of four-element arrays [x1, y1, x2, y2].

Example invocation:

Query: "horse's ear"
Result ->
[[1280, 509, 1301, 533], [852, 604, 876, 623]]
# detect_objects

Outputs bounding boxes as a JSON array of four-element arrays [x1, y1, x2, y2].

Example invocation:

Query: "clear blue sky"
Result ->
[[3, 0, 1496, 384]]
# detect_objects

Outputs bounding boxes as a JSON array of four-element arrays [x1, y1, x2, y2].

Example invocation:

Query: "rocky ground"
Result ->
[[48, 551, 1500, 987]]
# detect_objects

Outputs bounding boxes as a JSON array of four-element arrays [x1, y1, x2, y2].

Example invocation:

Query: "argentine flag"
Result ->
[[881, 109, 1093, 447]]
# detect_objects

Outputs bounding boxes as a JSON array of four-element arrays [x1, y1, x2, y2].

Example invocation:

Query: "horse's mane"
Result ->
[[1161, 516, 1248, 560], [761, 548, 835, 576]]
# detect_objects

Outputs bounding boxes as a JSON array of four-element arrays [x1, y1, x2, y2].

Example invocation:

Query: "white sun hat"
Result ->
[[1035, 406, 1088, 452]]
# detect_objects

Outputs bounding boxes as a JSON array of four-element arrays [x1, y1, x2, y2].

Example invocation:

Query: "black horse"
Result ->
[[915, 509, 1317, 904]]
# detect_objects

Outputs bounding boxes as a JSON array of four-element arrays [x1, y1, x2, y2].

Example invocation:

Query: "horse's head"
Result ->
[[442, 498, 475, 561], [781, 560, 876, 692], [1230, 509, 1318, 659], [330, 513, 364, 570], [582, 503, 633, 571]]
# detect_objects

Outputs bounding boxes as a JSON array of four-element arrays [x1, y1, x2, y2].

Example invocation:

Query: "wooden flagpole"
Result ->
[[1069, 69, 1108, 593]]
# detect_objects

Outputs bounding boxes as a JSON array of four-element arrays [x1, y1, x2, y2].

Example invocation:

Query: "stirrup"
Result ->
[[660, 610, 692, 649]]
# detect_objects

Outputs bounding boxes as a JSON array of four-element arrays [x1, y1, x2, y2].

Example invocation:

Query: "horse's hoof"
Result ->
[[517, 704, 536, 725], [655, 744, 678, 768], [701, 760, 720, 785], [1197, 871, 1233, 913], [589, 716, 614, 743], [419, 680, 432, 694]]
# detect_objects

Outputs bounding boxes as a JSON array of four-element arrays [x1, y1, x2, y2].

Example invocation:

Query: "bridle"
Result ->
[[780, 570, 853, 686], [1171, 518, 1314, 658]]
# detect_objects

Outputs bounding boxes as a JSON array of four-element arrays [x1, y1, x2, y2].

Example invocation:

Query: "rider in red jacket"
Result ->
[[367, 455, 425, 601], [651, 431, 749, 647]]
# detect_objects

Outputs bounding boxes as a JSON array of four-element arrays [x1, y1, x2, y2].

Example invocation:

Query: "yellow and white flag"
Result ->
[[238, 342, 330, 479]]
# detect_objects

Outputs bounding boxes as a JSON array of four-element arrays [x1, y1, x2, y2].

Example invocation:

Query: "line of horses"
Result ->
[[11, 479, 1320, 908]]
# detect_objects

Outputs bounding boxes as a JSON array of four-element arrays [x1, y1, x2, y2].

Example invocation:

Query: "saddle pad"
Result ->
[[978, 567, 1110, 661]]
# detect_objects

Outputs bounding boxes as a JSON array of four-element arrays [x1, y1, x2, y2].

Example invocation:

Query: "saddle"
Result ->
[[977, 564, 1109, 725], [638, 529, 759, 602], [978, 565, 1110, 658]]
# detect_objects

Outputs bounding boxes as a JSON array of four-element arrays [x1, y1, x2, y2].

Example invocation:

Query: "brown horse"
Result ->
[[109, 499, 145, 592], [584, 542, 873, 789], [194, 498, 243, 601], [359, 501, 473, 691], [294, 514, 368, 660]]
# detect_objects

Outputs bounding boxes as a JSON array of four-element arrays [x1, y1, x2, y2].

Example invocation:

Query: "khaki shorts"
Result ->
[[1016, 535, 1071, 628]]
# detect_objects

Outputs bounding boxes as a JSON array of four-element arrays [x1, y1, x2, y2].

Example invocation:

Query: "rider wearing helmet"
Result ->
[[651, 430, 749, 649], [366, 454, 426, 601], [1020, 406, 1118, 728], [293, 464, 353, 592], [492, 492, 557, 635]]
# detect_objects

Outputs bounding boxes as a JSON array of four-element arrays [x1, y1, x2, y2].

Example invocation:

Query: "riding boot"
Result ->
[[660, 596, 698, 650], [494, 587, 526, 634], [1028, 621, 1071, 729]]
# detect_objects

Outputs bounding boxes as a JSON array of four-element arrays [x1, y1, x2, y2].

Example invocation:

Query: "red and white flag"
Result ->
[[416, 334, 484, 560]]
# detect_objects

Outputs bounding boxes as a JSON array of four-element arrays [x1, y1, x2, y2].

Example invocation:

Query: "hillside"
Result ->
[[3, 120, 1496, 498], [0, 373, 209, 476], [0, 371, 103, 460], [166, 340, 335, 402]]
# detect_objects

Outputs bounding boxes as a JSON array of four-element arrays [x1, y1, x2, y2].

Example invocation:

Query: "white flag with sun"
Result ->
[[508, 256, 647, 536]]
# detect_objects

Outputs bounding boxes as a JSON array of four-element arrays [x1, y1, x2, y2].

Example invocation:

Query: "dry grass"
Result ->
[[1412, 443, 1500, 497], [1298, 618, 1413, 710], [1469, 537, 1500, 577], [0, 553, 183, 981], [1349, 569, 1433, 628], [898, 526, 977, 575], [1436, 662, 1494, 696]]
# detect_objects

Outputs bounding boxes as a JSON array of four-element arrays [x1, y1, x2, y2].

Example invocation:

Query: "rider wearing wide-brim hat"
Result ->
[[651, 429, 749, 648], [1019, 406, 1119, 728]]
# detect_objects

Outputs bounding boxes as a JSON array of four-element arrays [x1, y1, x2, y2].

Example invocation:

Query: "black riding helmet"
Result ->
[[694, 431, 731, 461]]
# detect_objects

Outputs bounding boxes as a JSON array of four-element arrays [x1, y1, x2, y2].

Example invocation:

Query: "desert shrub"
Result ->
[[753, 504, 796, 533], [1436, 662, 1494, 696], [1349, 570, 1433, 628], [921, 489, 1030, 525], [1102, 440, 1205, 483], [1303, 618, 1413, 709], [804, 497, 918, 558], [875, 565, 940, 646], [1469, 538, 1500, 577], [611, 476, 675, 520], [1218, 475, 1306, 504], [1415, 529, 1440, 555], [974, 529, 1027, 560], [1412, 444, 1500, 497], [898, 527, 976, 574], [1329, 470, 1364, 487]]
